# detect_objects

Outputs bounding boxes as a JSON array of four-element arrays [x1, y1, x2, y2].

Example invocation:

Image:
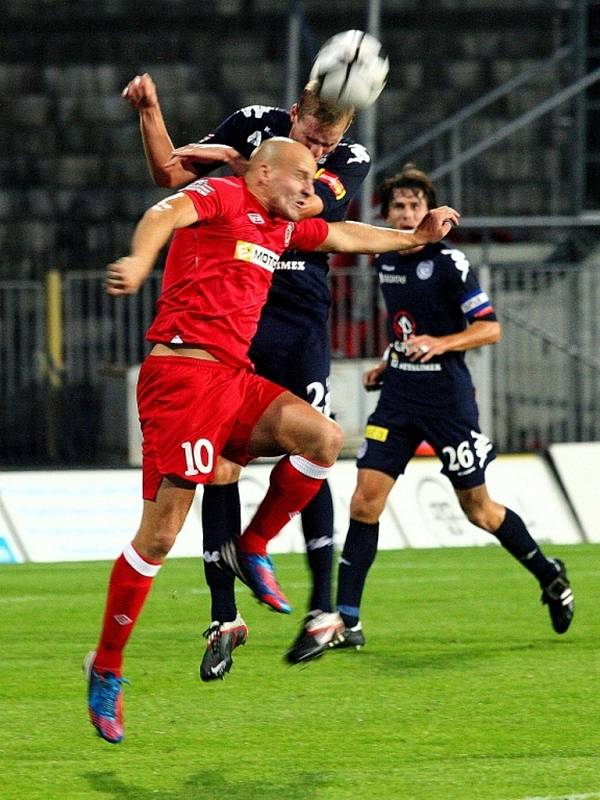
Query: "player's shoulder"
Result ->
[[326, 137, 371, 168], [183, 175, 245, 207], [235, 104, 290, 127], [434, 241, 472, 279]]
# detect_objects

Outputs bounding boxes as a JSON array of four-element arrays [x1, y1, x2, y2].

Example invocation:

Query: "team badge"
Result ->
[[356, 439, 368, 459], [416, 260, 434, 280], [315, 168, 346, 200]]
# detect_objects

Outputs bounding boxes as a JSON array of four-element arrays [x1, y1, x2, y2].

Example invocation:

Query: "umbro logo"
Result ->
[[248, 212, 265, 224], [113, 614, 133, 626]]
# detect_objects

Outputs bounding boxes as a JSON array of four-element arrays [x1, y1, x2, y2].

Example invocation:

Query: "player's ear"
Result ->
[[289, 103, 299, 123]]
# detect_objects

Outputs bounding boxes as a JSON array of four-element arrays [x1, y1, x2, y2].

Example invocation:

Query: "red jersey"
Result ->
[[145, 176, 329, 368]]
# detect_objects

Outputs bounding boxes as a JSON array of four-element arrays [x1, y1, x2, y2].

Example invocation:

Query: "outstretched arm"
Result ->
[[316, 206, 460, 253], [105, 193, 198, 295], [405, 320, 502, 364]]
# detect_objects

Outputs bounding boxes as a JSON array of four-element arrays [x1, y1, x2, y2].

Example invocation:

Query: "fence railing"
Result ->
[[2, 259, 600, 464]]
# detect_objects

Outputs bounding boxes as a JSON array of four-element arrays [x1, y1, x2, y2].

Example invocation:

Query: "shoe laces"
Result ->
[[203, 622, 222, 652], [95, 672, 128, 716]]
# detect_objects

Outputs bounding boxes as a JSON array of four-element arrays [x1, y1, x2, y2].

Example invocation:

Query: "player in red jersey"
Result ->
[[85, 137, 459, 743]]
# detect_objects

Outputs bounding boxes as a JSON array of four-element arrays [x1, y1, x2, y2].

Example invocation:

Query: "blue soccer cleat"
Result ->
[[84, 650, 128, 744], [220, 541, 292, 613]]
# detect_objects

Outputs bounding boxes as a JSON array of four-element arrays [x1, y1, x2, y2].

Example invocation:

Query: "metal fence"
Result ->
[[0, 280, 46, 462], [2, 260, 600, 465]]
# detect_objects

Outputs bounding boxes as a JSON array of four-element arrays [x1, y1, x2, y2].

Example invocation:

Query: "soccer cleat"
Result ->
[[84, 650, 128, 744], [329, 621, 366, 651], [200, 613, 249, 681], [220, 540, 291, 613], [541, 558, 575, 634], [285, 610, 344, 664]]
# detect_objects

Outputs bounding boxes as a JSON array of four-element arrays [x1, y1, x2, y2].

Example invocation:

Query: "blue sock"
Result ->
[[202, 483, 240, 622], [301, 480, 334, 613], [336, 519, 379, 627], [493, 508, 558, 586]]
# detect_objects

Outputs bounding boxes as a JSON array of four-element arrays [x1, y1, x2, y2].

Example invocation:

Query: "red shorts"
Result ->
[[137, 355, 286, 500]]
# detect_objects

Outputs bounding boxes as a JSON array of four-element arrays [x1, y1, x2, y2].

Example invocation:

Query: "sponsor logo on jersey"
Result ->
[[276, 260, 306, 271], [416, 259, 434, 280], [315, 168, 346, 200], [234, 240, 280, 272], [186, 178, 214, 196], [364, 424, 389, 442], [392, 310, 416, 340], [347, 143, 370, 164], [241, 105, 272, 119], [442, 248, 470, 282], [393, 362, 442, 372], [380, 273, 407, 284], [248, 212, 265, 224]]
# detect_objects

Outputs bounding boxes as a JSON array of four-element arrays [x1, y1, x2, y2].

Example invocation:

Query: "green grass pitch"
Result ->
[[2, 544, 600, 800]]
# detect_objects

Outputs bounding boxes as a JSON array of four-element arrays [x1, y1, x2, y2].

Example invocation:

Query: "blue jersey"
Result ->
[[192, 105, 371, 322], [375, 242, 497, 418]]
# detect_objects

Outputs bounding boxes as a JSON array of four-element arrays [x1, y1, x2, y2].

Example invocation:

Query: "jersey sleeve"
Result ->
[[188, 109, 250, 177], [441, 247, 497, 323], [181, 178, 224, 221], [288, 217, 329, 251], [314, 141, 371, 218]]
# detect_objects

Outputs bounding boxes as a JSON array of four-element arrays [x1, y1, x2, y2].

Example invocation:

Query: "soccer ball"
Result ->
[[309, 29, 389, 110]]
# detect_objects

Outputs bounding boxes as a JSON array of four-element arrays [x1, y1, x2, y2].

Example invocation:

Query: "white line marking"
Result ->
[[517, 793, 600, 800]]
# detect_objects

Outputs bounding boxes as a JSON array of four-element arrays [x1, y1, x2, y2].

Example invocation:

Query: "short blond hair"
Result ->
[[297, 79, 355, 128]]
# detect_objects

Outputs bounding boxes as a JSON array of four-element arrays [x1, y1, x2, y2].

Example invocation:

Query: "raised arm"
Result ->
[[316, 206, 460, 253], [122, 73, 197, 187], [123, 74, 247, 188], [105, 193, 198, 295]]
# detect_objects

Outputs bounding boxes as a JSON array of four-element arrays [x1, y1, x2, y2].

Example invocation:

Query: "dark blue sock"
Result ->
[[202, 483, 240, 622], [336, 518, 379, 627], [301, 480, 334, 613], [493, 508, 557, 586]]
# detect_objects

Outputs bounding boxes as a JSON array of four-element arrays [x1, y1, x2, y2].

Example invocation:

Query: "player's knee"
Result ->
[[350, 487, 384, 523], [460, 499, 497, 532], [211, 459, 241, 485], [311, 416, 344, 463]]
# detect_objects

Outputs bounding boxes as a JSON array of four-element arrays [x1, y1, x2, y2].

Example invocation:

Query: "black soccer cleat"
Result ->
[[285, 611, 344, 664], [329, 621, 366, 651], [200, 613, 249, 681], [541, 559, 574, 634]]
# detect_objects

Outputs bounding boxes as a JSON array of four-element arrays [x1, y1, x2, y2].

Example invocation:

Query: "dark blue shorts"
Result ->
[[249, 306, 331, 415], [356, 408, 496, 490]]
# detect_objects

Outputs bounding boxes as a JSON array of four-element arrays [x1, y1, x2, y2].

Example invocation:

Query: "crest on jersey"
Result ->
[[416, 260, 434, 280], [315, 168, 346, 200], [284, 222, 294, 247]]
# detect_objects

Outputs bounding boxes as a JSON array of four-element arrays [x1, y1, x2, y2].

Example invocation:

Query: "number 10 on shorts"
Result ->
[[181, 439, 215, 475]]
